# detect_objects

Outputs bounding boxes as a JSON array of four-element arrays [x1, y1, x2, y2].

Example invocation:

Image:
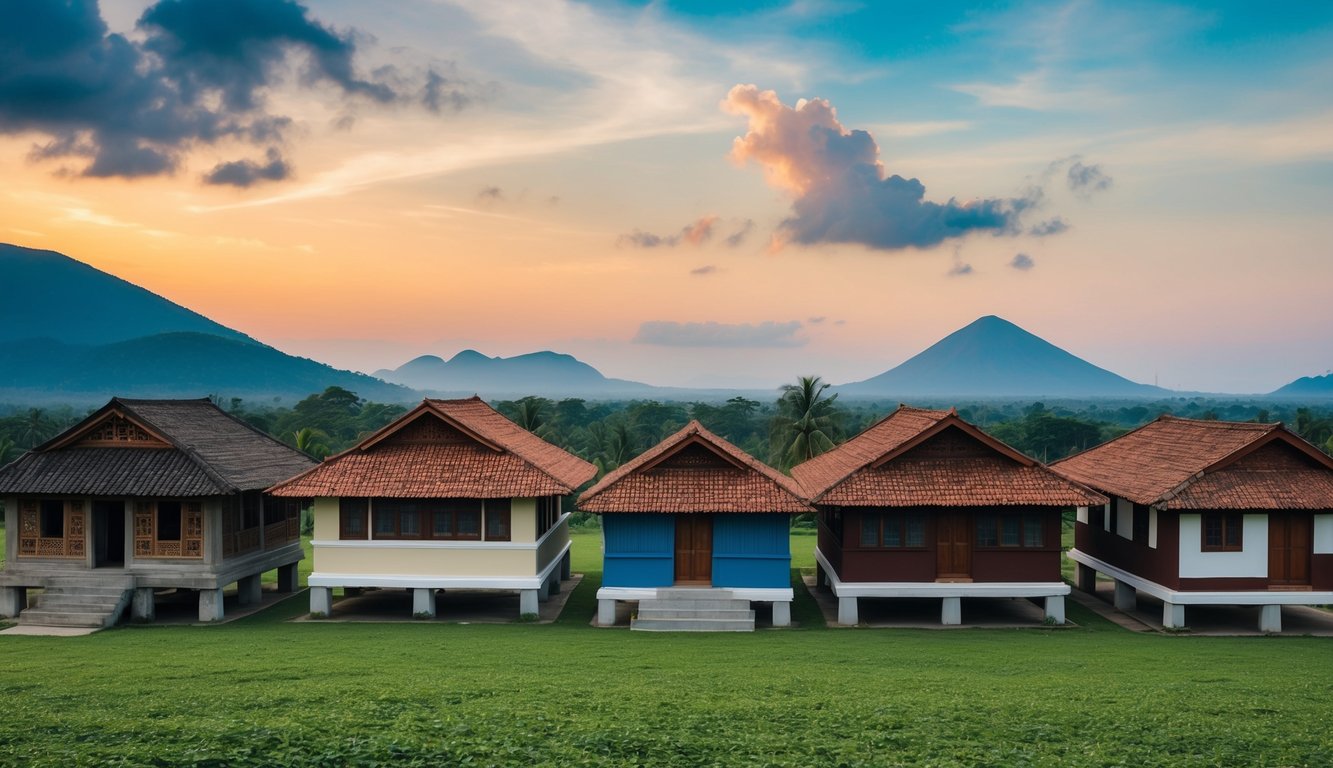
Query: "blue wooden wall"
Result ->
[[712, 513, 791, 588], [602, 513, 674, 587], [601, 513, 791, 589]]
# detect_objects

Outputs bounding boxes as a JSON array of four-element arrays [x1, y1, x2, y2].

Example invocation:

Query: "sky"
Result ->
[[2, 0, 1331, 394]]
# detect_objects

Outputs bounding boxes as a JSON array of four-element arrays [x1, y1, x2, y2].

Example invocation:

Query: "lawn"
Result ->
[[0, 529, 1331, 766]]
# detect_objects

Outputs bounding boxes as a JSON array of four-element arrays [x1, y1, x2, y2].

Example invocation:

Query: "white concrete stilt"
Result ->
[[1044, 595, 1066, 625], [1259, 604, 1282, 633], [941, 596, 962, 625], [198, 588, 225, 622], [771, 601, 792, 628], [309, 586, 332, 616], [412, 588, 436, 618], [1076, 563, 1097, 594], [0, 586, 26, 618], [1163, 601, 1186, 629], [837, 596, 859, 626], [237, 574, 262, 605], [132, 587, 156, 621], [598, 598, 617, 626], [560, 550, 572, 581], [519, 589, 539, 616], [1113, 580, 1137, 612]]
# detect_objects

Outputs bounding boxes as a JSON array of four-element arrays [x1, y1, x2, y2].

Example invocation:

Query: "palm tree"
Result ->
[[18, 408, 54, 447], [293, 427, 332, 460], [0, 437, 17, 467], [770, 375, 842, 470]]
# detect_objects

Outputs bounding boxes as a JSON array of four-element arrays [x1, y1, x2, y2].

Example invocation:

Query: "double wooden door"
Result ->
[[1268, 513, 1312, 587], [936, 511, 972, 581], [674, 515, 713, 584]]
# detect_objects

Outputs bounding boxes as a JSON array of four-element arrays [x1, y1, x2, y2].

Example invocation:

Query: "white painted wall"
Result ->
[[1148, 507, 1159, 550], [1115, 498, 1134, 540], [1076, 506, 1088, 525], [1315, 514, 1333, 555], [1178, 513, 1268, 578]]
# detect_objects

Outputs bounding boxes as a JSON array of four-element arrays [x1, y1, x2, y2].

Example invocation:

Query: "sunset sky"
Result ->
[[3, 0, 1331, 393]]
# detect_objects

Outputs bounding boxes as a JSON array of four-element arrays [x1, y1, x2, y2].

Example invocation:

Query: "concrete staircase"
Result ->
[[19, 577, 134, 629], [631, 588, 755, 632]]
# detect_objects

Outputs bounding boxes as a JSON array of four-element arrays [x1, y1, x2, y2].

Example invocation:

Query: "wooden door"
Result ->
[[674, 515, 713, 584], [935, 511, 972, 581], [1269, 513, 1312, 587]]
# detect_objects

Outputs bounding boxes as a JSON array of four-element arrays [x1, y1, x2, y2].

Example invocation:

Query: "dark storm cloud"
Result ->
[[0, 0, 461, 181]]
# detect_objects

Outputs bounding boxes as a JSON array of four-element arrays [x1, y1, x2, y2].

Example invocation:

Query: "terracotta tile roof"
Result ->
[[1052, 416, 1333, 509], [0, 398, 317, 497], [578, 420, 812, 514], [792, 405, 1105, 507], [269, 397, 595, 498]]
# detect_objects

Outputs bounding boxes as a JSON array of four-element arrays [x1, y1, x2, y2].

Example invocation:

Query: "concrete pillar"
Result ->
[[538, 576, 552, 603], [276, 563, 298, 593], [309, 586, 332, 616], [548, 572, 562, 595], [198, 588, 225, 622], [1076, 563, 1097, 594], [412, 588, 436, 618], [519, 589, 539, 616], [837, 596, 859, 625], [816, 564, 829, 588], [1113, 580, 1137, 612], [941, 596, 962, 626], [1259, 604, 1282, 633], [772, 601, 792, 628], [237, 574, 262, 606], [1044, 595, 1066, 625], [131, 588, 156, 621], [598, 598, 617, 626], [0, 586, 26, 618], [560, 550, 572, 581], [1163, 602, 1185, 629]]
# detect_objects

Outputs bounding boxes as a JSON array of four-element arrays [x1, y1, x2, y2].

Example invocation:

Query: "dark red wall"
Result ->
[[1074, 500, 1180, 589]]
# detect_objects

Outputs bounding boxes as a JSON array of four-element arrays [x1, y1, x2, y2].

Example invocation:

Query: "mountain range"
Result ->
[[0, 242, 1326, 403]]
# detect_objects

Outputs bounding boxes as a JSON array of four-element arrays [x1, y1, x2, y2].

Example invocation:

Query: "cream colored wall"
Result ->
[[312, 497, 340, 540], [314, 544, 535, 577], [509, 497, 537, 543]]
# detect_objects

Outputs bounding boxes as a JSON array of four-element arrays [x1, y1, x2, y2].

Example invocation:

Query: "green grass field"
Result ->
[[0, 530, 1331, 766]]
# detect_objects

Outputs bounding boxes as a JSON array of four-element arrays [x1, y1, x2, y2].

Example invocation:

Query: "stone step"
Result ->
[[631, 616, 755, 632], [654, 587, 737, 599], [34, 597, 124, 612], [636, 607, 755, 620], [638, 598, 751, 611], [42, 585, 134, 596], [17, 609, 117, 629]]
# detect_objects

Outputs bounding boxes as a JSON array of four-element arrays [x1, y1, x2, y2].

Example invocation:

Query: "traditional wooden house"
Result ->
[[268, 397, 595, 619], [578, 421, 812, 630], [0, 398, 316, 627], [1053, 416, 1333, 632], [792, 406, 1106, 626]]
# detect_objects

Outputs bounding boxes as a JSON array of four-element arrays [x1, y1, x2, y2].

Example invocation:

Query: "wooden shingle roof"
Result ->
[[0, 398, 317, 497], [1052, 416, 1333, 509], [578, 420, 813, 514], [792, 405, 1106, 507], [269, 397, 596, 498]]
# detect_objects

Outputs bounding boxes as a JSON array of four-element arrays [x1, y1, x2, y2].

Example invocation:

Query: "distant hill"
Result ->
[[0, 243, 415, 404], [0, 243, 255, 345], [837, 315, 1168, 399], [1270, 373, 1333, 399], [375, 350, 662, 398]]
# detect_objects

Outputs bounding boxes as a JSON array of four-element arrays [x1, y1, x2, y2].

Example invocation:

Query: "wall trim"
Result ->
[[1069, 548, 1333, 605]]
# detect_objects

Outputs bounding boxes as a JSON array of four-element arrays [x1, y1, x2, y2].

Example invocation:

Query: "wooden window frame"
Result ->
[[339, 498, 369, 540], [1201, 511, 1243, 552], [857, 511, 927, 549], [369, 498, 486, 541], [40, 499, 65, 538], [975, 512, 1046, 550], [485, 499, 512, 542]]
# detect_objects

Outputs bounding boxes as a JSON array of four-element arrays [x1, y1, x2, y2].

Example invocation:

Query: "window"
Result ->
[[241, 491, 261, 530], [977, 512, 1045, 549], [486, 499, 511, 541], [157, 501, 182, 541], [428, 500, 482, 541], [1202, 512, 1243, 552], [369, 499, 485, 540], [1132, 505, 1150, 545], [535, 496, 562, 537], [858, 512, 926, 548], [40, 500, 64, 538]]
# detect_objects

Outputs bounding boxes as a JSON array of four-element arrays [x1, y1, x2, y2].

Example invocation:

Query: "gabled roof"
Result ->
[[269, 397, 596, 498], [791, 405, 1106, 507], [0, 398, 317, 497], [578, 420, 812, 514], [1052, 416, 1333, 509]]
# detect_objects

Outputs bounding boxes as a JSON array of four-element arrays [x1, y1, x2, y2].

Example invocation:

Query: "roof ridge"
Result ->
[[118, 401, 238, 494]]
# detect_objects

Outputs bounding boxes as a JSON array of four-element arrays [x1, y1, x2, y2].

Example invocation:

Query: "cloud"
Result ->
[[476, 186, 504, 204], [690, 265, 718, 276], [0, 0, 455, 180], [1010, 252, 1035, 270], [724, 219, 755, 247], [723, 85, 1038, 251], [807, 316, 826, 324], [633, 320, 805, 348], [203, 148, 291, 187], [1029, 218, 1068, 236], [947, 261, 974, 277], [619, 215, 718, 248], [1067, 159, 1113, 196]]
